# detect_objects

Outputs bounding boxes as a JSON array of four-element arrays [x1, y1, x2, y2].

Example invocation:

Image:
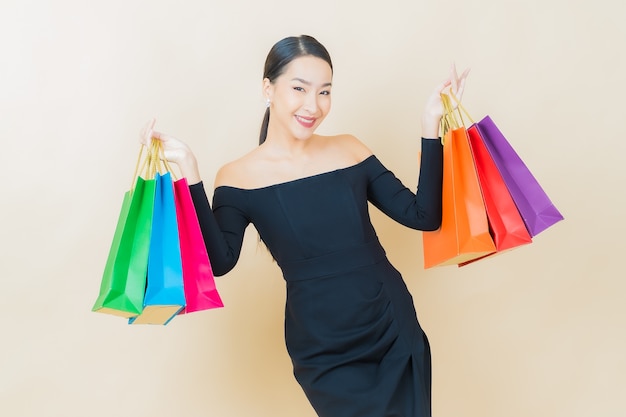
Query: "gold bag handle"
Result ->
[[152, 139, 178, 180], [439, 93, 459, 144], [448, 91, 475, 125], [129, 134, 179, 192]]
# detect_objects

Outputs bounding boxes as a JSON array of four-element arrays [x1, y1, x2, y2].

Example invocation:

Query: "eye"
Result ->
[[293, 86, 305, 92], [320, 90, 331, 96]]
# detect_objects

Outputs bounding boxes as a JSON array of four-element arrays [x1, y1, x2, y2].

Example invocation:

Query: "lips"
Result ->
[[295, 115, 316, 129]]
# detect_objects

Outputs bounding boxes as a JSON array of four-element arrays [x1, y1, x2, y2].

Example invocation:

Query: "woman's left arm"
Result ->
[[366, 65, 469, 230], [366, 139, 443, 231]]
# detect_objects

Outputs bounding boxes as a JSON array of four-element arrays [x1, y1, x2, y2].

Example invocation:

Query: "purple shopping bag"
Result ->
[[475, 116, 563, 236]]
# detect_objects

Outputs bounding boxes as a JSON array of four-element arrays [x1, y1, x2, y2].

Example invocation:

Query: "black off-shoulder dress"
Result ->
[[189, 139, 443, 417]]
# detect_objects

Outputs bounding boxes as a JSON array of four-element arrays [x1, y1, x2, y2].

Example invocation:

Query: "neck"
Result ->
[[263, 126, 315, 158]]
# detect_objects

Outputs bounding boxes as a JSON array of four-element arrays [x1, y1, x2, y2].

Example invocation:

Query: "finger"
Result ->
[[146, 118, 156, 142], [453, 68, 471, 98], [142, 118, 156, 135], [139, 118, 156, 144], [458, 67, 470, 86], [450, 62, 459, 94], [154, 131, 177, 142], [434, 78, 452, 95]]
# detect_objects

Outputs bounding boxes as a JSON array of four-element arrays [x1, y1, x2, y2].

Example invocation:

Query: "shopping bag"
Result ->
[[174, 177, 224, 313], [458, 124, 533, 266], [93, 146, 156, 318], [474, 116, 564, 236], [423, 94, 496, 268], [129, 171, 186, 325]]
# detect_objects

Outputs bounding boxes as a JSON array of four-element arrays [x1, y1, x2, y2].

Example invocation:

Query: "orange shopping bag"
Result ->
[[422, 94, 495, 268]]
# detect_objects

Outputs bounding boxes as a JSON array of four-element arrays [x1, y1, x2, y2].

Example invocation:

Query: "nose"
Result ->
[[303, 91, 319, 114]]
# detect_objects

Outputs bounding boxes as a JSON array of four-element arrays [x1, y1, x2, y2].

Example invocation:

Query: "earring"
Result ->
[[265, 98, 271, 108]]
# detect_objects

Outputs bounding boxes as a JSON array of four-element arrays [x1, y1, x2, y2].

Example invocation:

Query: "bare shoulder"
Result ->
[[213, 150, 259, 189], [321, 134, 373, 163]]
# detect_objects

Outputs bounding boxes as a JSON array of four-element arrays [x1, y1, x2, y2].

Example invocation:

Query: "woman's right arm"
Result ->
[[189, 183, 250, 276], [141, 120, 249, 275]]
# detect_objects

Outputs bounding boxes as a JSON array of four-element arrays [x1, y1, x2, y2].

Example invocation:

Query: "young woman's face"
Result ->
[[264, 55, 333, 141]]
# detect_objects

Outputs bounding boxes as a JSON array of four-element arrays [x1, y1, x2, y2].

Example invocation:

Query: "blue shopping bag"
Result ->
[[130, 172, 185, 325]]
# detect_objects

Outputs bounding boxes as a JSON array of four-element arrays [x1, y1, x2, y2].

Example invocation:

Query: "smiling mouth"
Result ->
[[295, 115, 316, 128]]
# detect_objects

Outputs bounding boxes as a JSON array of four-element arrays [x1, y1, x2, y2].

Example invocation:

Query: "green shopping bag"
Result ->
[[92, 145, 156, 318]]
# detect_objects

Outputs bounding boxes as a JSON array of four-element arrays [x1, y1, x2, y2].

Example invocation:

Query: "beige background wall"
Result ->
[[1, 0, 624, 416]]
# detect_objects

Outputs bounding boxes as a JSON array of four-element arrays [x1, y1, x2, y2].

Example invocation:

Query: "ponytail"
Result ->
[[259, 107, 270, 145]]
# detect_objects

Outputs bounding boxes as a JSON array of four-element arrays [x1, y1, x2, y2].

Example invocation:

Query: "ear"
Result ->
[[262, 77, 273, 101]]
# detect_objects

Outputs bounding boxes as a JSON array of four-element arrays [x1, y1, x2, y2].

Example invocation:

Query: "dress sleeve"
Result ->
[[189, 183, 251, 276], [366, 138, 443, 231]]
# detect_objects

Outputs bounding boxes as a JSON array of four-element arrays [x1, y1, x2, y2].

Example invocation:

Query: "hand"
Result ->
[[421, 64, 470, 138], [139, 118, 202, 183], [140, 118, 191, 165]]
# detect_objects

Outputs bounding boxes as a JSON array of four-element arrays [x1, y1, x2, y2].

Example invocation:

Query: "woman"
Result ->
[[143, 35, 468, 417]]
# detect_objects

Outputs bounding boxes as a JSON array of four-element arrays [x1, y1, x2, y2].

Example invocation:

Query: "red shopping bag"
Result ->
[[458, 125, 532, 266], [174, 178, 224, 313]]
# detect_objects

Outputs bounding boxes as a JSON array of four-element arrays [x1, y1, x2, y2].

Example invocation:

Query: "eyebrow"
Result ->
[[291, 78, 332, 88]]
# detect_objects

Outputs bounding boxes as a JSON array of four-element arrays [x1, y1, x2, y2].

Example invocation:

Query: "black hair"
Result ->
[[259, 35, 333, 145]]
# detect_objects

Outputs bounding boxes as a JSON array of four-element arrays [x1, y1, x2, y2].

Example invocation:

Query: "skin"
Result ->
[[141, 56, 469, 189]]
